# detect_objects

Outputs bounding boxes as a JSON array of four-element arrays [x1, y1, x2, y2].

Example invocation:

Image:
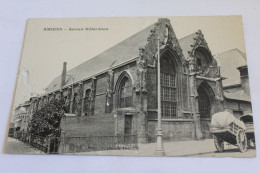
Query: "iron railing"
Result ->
[[50, 134, 138, 154], [12, 132, 138, 154], [14, 132, 48, 153]]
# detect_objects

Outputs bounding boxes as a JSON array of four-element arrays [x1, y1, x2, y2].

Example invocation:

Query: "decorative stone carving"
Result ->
[[188, 57, 196, 73], [214, 66, 221, 78], [136, 47, 147, 93], [74, 94, 81, 116], [59, 89, 64, 101], [163, 25, 169, 45], [106, 69, 114, 111], [87, 77, 96, 115], [43, 97, 47, 105], [215, 80, 224, 102], [90, 77, 96, 101], [75, 83, 83, 116], [182, 60, 189, 74], [186, 30, 215, 76], [37, 98, 41, 110], [65, 90, 71, 112], [106, 69, 113, 98], [48, 94, 53, 102], [193, 80, 199, 98], [188, 30, 212, 58], [143, 18, 185, 67]]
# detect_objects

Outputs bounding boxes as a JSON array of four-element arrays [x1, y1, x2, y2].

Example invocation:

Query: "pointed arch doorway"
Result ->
[[197, 82, 214, 139]]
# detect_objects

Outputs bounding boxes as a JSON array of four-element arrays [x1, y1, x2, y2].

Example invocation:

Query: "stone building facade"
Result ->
[[26, 18, 225, 143], [12, 101, 30, 132], [223, 65, 252, 119], [216, 49, 252, 119]]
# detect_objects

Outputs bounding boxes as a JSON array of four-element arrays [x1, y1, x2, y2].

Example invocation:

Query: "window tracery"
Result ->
[[160, 55, 177, 117], [119, 76, 132, 108]]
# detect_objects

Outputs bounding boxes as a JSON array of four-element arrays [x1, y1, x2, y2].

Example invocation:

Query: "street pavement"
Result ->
[[3, 137, 256, 157], [4, 137, 45, 154], [76, 139, 256, 157]]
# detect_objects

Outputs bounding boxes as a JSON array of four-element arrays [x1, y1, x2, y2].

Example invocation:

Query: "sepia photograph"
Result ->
[[3, 16, 256, 157]]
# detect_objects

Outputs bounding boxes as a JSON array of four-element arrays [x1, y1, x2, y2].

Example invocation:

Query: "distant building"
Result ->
[[12, 101, 30, 132], [8, 122, 15, 137], [216, 49, 252, 119]]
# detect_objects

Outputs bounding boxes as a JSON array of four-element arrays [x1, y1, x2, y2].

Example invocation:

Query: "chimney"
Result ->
[[61, 62, 67, 87], [237, 65, 250, 95]]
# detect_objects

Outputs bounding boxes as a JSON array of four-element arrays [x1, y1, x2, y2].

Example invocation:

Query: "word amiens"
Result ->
[[43, 27, 109, 31]]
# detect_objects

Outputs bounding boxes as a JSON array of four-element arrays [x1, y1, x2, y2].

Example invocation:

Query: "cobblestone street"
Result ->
[[4, 137, 45, 154]]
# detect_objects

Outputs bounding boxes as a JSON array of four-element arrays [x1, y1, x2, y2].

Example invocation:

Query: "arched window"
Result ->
[[119, 76, 132, 108], [84, 89, 91, 115], [160, 55, 177, 117], [194, 48, 211, 73]]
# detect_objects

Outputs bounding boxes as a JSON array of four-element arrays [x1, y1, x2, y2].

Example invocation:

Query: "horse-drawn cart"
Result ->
[[211, 112, 247, 153], [240, 113, 255, 149]]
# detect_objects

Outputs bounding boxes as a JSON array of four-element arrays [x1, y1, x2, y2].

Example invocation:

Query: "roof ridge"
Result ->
[[46, 23, 156, 89], [64, 23, 156, 75], [216, 48, 242, 56], [45, 22, 156, 93], [236, 49, 247, 59]]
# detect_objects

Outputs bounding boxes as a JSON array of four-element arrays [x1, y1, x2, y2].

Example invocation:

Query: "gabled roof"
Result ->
[[215, 48, 247, 87], [224, 89, 251, 102], [178, 33, 197, 59], [45, 24, 156, 93]]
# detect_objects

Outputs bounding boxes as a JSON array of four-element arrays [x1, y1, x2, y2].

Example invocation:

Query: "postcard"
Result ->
[[4, 16, 256, 157]]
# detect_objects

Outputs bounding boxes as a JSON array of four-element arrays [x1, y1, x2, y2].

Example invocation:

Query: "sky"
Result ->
[[13, 16, 246, 107]]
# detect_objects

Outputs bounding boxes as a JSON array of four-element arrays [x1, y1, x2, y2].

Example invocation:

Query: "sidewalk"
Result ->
[[75, 139, 256, 157], [3, 137, 256, 157], [4, 137, 45, 154]]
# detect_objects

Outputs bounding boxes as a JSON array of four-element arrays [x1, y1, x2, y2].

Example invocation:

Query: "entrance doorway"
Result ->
[[198, 83, 212, 139], [124, 115, 132, 135]]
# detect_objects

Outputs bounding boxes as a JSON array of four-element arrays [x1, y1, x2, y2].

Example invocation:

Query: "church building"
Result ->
[[28, 18, 224, 143]]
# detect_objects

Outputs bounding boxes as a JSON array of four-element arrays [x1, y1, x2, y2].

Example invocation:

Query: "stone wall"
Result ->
[[147, 67, 158, 110], [94, 74, 107, 115], [200, 119, 211, 138], [115, 109, 138, 135], [60, 114, 115, 137], [147, 120, 195, 142], [94, 94, 107, 116], [182, 74, 190, 111]]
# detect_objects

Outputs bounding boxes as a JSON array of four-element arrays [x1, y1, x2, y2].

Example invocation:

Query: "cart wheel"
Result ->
[[213, 135, 224, 152], [236, 129, 247, 153], [247, 138, 256, 149]]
